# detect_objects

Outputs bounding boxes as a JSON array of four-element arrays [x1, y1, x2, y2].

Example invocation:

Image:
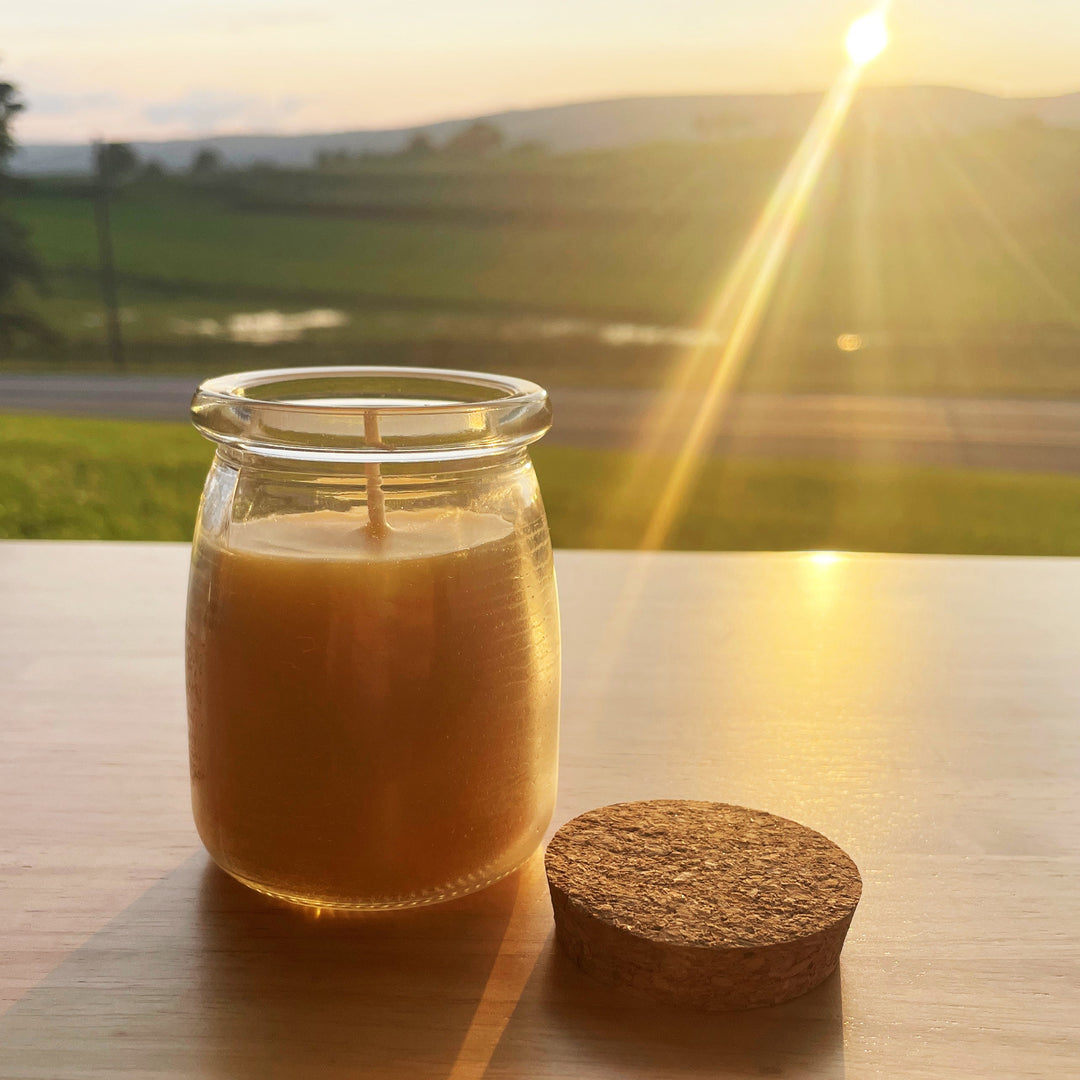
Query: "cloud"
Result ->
[[13, 83, 310, 143], [27, 90, 127, 116], [142, 91, 305, 132]]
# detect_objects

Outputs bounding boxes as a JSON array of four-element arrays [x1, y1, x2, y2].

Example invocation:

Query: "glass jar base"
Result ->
[[216, 853, 536, 911]]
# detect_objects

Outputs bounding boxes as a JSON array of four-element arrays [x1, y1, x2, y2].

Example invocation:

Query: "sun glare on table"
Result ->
[[846, 11, 889, 67]]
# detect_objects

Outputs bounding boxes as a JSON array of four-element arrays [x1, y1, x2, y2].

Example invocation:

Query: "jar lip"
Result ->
[[191, 365, 551, 461], [195, 365, 547, 414]]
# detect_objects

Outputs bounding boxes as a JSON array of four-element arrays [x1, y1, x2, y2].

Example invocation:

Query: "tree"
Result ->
[[443, 121, 504, 158], [94, 142, 139, 186], [503, 139, 547, 160], [1012, 113, 1045, 133], [190, 147, 223, 177], [0, 74, 51, 350], [315, 148, 351, 170], [695, 111, 743, 140], [400, 131, 434, 159], [0, 78, 19, 162]]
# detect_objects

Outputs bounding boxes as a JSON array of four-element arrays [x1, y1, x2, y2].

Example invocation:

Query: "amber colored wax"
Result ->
[[186, 507, 560, 908]]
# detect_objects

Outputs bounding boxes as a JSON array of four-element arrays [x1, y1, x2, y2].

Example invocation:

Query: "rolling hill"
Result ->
[[12, 85, 1080, 175]]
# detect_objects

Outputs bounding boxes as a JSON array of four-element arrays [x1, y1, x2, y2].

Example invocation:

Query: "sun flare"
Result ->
[[846, 11, 889, 66]]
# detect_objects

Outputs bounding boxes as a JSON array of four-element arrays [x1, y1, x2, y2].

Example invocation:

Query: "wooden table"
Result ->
[[2, 543, 1077, 1078]]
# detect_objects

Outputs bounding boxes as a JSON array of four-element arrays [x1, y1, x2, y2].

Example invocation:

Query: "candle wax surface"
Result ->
[[186, 507, 560, 908]]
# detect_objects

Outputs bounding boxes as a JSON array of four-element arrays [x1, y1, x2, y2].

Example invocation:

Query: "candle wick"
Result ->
[[364, 410, 389, 539]]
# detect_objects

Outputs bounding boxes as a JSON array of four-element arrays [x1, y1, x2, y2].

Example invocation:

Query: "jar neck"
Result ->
[[207, 444, 542, 534], [215, 443, 533, 478]]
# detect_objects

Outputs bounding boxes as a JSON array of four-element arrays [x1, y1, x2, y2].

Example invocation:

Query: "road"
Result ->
[[4, 373, 1080, 474]]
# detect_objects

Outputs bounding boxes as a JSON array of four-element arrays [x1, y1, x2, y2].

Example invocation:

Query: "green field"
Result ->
[[8, 125, 1080, 397], [7, 130, 1080, 553], [4, 412, 1080, 554]]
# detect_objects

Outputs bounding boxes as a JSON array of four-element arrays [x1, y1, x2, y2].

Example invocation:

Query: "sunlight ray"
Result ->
[[935, 140, 1080, 326], [637, 59, 866, 550], [570, 8, 891, 713], [588, 7, 894, 551]]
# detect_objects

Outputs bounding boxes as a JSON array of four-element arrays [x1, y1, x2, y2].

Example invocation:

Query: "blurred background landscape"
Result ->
[[3, 1, 1080, 552]]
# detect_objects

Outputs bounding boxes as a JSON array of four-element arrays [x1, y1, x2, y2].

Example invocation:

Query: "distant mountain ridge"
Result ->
[[13, 85, 1080, 175]]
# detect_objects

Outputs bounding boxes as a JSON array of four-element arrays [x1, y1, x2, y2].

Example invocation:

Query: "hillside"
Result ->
[[12, 85, 1080, 175]]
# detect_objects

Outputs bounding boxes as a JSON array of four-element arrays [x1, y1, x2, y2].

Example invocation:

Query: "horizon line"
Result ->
[[16, 81, 1080, 150]]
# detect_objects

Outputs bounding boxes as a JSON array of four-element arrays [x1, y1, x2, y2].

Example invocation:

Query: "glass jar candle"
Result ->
[[185, 367, 560, 909]]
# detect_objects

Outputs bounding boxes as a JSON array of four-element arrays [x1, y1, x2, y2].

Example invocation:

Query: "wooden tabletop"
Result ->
[[1, 542, 1077, 1078]]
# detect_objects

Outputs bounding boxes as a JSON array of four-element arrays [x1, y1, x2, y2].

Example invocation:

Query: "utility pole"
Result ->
[[92, 140, 125, 371]]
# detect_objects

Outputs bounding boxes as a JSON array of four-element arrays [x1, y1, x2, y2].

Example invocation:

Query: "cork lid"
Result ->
[[545, 800, 862, 1011]]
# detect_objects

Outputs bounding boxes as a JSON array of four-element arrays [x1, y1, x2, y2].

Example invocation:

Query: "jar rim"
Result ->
[[191, 365, 551, 461]]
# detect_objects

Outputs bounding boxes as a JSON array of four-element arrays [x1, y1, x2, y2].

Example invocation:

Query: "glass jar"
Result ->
[[185, 366, 560, 910]]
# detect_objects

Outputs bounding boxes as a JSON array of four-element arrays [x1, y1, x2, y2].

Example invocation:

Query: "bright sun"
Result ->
[[846, 11, 889, 66]]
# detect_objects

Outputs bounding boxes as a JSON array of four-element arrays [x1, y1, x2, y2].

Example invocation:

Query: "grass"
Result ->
[[11, 186, 726, 326], [0, 413, 211, 540], [4, 412, 1080, 555]]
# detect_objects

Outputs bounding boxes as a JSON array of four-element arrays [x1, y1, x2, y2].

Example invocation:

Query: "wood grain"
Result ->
[[2, 543, 1078, 1077]]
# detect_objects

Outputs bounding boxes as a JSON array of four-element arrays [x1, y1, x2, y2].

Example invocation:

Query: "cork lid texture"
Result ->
[[545, 800, 862, 1011]]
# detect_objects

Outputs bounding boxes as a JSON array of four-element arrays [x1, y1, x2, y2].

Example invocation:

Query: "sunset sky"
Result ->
[[6, 0, 1080, 143]]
